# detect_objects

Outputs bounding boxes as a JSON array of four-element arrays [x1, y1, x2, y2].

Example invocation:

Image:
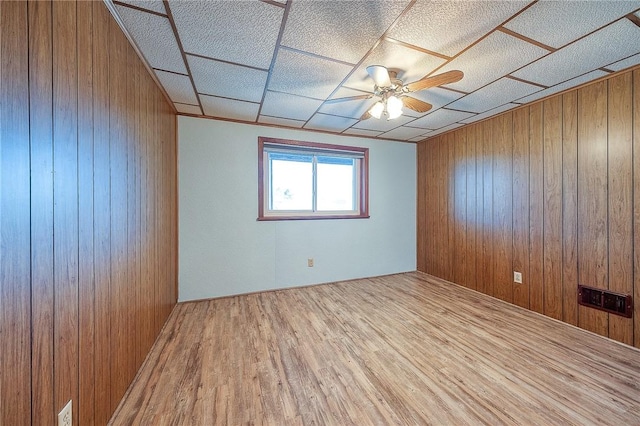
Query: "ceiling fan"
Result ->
[[326, 66, 464, 120]]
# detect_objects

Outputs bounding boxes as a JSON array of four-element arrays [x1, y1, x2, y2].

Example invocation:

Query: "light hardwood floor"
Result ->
[[110, 272, 640, 425]]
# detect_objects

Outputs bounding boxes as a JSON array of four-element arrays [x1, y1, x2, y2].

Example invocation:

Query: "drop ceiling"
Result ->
[[108, 0, 640, 143]]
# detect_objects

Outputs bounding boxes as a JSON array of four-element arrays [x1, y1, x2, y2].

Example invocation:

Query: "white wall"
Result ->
[[178, 116, 416, 301]]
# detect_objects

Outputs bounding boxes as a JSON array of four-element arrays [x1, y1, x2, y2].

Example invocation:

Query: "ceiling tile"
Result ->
[[410, 132, 432, 142], [117, 1, 166, 15], [460, 103, 520, 124], [448, 78, 541, 113], [405, 87, 466, 116], [387, 1, 529, 56], [154, 70, 198, 104], [258, 115, 305, 128], [515, 70, 609, 105], [427, 122, 465, 137], [261, 91, 323, 121], [269, 49, 353, 99], [352, 114, 415, 132], [512, 19, 640, 87], [174, 103, 202, 115], [437, 31, 549, 93], [169, 1, 283, 69], [281, 1, 410, 64], [318, 98, 377, 120], [188, 55, 268, 103], [606, 53, 640, 72], [380, 126, 430, 141], [305, 114, 359, 133], [200, 95, 259, 122], [115, 5, 186, 74], [504, 1, 640, 49], [342, 128, 384, 138], [342, 40, 446, 92], [409, 109, 475, 130]]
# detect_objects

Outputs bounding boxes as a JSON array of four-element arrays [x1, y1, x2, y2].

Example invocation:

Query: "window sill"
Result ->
[[257, 214, 370, 221]]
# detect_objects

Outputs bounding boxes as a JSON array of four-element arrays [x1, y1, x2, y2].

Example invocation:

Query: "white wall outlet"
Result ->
[[514, 271, 523, 284], [58, 400, 72, 426], [307, 258, 314, 267]]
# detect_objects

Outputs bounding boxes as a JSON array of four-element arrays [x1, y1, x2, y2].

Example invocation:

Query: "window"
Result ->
[[258, 137, 369, 220]]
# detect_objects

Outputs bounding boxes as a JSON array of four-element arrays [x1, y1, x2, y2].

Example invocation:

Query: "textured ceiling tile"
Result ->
[[504, 1, 640, 48], [514, 70, 608, 105], [281, 1, 410, 64], [387, 1, 529, 56], [512, 19, 640, 87], [169, 1, 283, 69], [188, 55, 268, 103], [174, 103, 202, 115], [352, 114, 415, 132], [426, 122, 465, 137], [154, 70, 198, 104], [380, 126, 430, 141], [269, 49, 353, 99], [200, 95, 259, 122], [342, 40, 446, 92], [261, 91, 323, 121], [118, 1, 166, 15], [437, 31, 549, 93], [410, 133, 432, 142], [405, 87, 466, 115], [606, 53, 640, 72], [318, 97, 377, 120], [460, 103, 519, 124], [448, 78, 541, 113], [342, 128, 384, 138], [258, 115, 305, 128], [408, 108, 475, 130], [115, 5, 186, 74], [305, 114, 359, 133]]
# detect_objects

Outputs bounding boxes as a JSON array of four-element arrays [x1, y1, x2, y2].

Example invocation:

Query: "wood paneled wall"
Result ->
[[417, 67, 640, 349], [1, 2, 178, 424]]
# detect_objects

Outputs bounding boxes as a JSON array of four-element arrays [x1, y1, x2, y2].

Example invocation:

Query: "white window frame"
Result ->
[[258, 137, 369, 221]]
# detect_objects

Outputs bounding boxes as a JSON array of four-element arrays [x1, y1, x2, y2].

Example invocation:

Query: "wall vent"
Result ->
[[578, 285, 632, 318]]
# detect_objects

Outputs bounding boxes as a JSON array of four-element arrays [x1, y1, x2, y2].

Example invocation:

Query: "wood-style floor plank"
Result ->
[[110, 273, 640, 425]]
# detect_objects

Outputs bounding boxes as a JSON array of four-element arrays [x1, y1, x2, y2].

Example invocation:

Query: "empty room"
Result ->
[[3, 0, 640, 424]]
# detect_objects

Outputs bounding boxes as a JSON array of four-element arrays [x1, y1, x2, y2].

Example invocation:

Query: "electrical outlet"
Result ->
[[307, 258, 314, 267], [58, 400, 72, 426], [514, 271, 523, 284]]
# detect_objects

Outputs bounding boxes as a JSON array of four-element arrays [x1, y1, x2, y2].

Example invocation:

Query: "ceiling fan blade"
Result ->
[[324, 94, 373, 104], [360, 110, 372, 121], [366, 65, 392, 87], [402, 96, 432, 113], [405, 70, 464, 92]]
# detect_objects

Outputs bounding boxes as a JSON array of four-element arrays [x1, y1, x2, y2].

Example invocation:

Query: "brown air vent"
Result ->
[[578, 285, 632, 318]]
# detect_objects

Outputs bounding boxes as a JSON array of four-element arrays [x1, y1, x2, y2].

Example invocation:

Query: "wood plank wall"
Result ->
[[417, 67, 640, 349], [0, 2, 178, 424]]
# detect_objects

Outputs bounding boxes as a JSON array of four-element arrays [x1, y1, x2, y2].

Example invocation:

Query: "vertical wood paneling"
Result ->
[[454, 130, 467, 287], [562, 91, 579, 326], [512, 107, 530, 309], [0, 2, 32, 424], [52, 0, 80, 421], [634, 68, 640, 348], [28, 1, 55, 423], [0, 1, 178, 424], [529, 103, 544, 314], [77, 2, 96, 424], [474, 124, 485, 295], [465, 127, 477, 290], [481, 121, 494, 296], [543, 97, 563, 320], [492, 113, 513, 303], [607, 73, 633, 345], [578, 81, 609, 337]]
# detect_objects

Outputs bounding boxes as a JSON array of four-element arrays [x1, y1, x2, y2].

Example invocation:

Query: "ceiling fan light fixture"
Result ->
[[369, 101, 384, 119], [386, 95, 403, 120]]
